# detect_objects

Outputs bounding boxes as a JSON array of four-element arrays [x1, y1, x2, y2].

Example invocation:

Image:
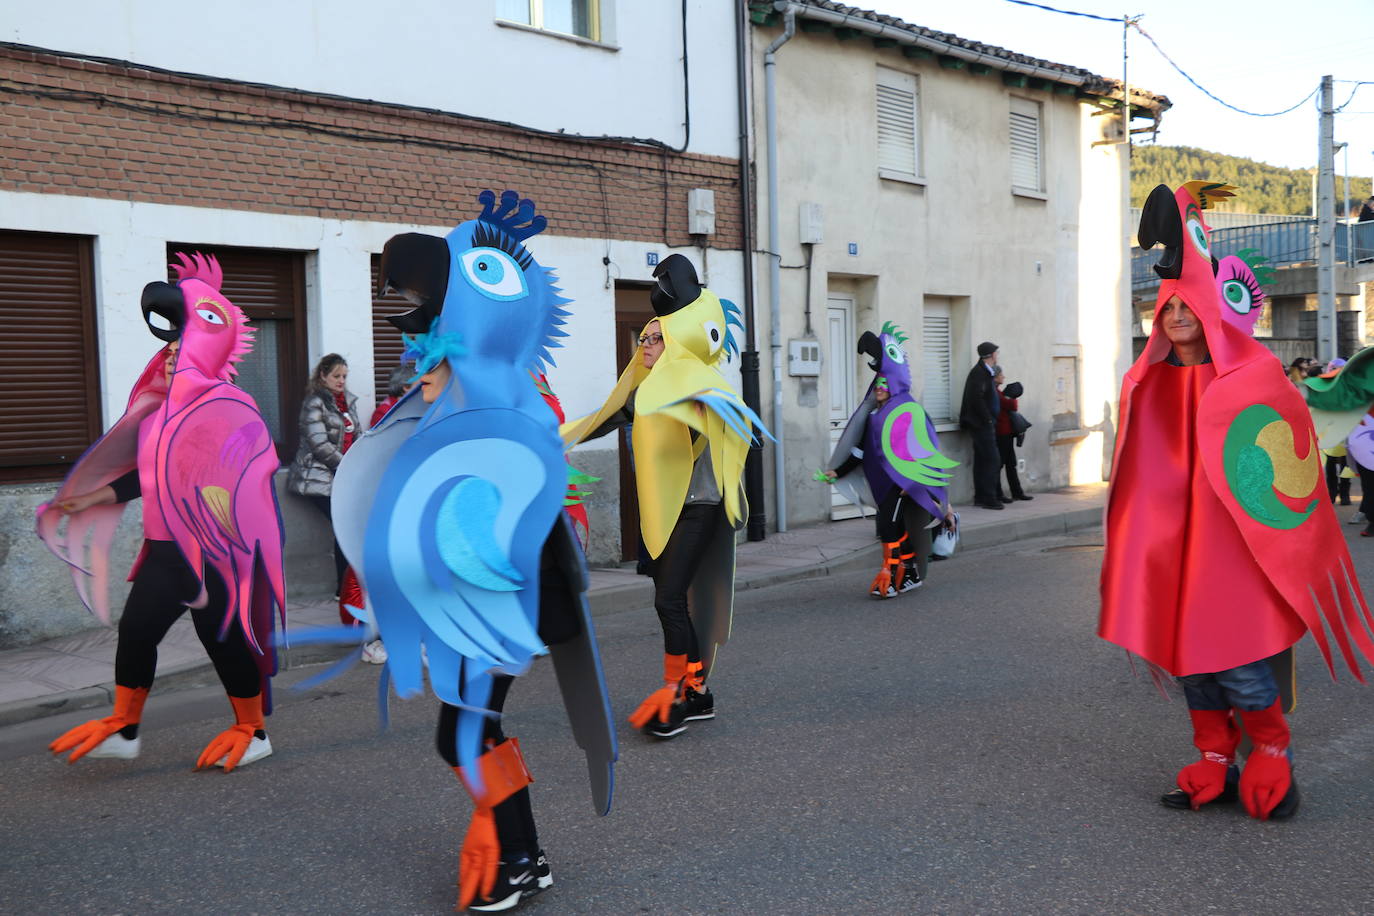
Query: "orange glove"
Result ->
[[453, 739, 533, 909], [628, 653, 688, 728], [195, 693, 265, 772], [49, 685, 148, 764]]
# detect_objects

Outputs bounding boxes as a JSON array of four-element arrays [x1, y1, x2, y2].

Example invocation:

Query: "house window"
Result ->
[[371, 254, 415, 407], [497, 0, 600, 41], [167, 244, 308, 462], [922, 300, 954, 424], [0, 230, 101, 481], [876, 66, 920, 182], [1010, 97, 1044, 195]]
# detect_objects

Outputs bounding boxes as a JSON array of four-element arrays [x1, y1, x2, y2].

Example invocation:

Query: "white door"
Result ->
[[827, 297, 860, 520]]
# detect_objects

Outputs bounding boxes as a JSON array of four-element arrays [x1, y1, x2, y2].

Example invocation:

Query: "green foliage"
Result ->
[[1132, 145, 1371, 216]]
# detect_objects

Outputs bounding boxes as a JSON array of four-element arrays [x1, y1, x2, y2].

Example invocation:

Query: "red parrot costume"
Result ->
[[1100, 182, 1374, 820]]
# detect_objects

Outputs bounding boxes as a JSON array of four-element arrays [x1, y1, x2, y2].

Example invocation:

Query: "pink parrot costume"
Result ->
[[1101, 183, 1374, 820], [37, 253, 286, 772]]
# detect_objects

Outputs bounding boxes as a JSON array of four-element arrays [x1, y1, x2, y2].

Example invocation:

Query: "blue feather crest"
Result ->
[[402, 331, 468, 378], [477, 189, 548, 242], [529, 267, 574, 373], [722, 298, 743, 362]]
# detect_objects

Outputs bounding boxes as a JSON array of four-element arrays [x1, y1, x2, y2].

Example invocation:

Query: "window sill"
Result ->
[[495, 19, 618, 51], [1050, 427, 1089, 443], [934, 420, 960, 433], [879, 170, 928, 188], [1012, 188, 1048, 201]]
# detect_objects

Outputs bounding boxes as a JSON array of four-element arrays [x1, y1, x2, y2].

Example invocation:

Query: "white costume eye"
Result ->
[[703, 320, 724, 354], [1185, 205, 1210, 259], [196, 308, 225, 325], [459, 248, 528, 301], [884, 342, 906, 364]]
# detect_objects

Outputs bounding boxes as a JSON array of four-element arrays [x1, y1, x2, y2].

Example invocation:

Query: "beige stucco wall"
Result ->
[[751, 29, 1132, 527]]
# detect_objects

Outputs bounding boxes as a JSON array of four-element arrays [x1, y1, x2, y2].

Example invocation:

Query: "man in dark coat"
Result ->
[[960, 341, 1003, 509]]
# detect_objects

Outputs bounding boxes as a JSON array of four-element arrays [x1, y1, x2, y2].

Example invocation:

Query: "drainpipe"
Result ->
[[735, 0, 767, 541], [764, 3, 795, 531]]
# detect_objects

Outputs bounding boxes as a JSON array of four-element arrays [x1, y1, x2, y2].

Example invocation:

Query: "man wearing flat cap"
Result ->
[[960, 341, 1003, 509]]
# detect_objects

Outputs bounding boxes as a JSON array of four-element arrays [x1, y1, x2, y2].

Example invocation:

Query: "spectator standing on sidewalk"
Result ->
[[960, 341, 1003, 510], [994, 368, 1033, 504]]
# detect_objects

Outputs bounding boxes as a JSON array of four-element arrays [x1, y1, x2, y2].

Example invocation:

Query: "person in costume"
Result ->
[[1300, 346, 1374, 532], [821, 323, 957, 598], [562, 254, 770, 739], [332, 190, 616, 912], [1099, 182, 1374, 821], [37, 253, 286, 771]]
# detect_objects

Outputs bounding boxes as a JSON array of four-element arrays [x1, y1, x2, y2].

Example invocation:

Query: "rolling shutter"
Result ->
[[167, 243, 306, 461], [1010, 97, 1043, 193], [0, 231, 100, 478], [877, 67, 919, 179], [371, 254, 414, 404], [922, 303, 954, 424]]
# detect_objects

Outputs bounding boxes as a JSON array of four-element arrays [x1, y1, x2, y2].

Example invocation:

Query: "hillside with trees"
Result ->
[[1131, 145, 1370, 216]]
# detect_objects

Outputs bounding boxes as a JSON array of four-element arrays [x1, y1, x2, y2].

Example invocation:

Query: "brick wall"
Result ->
[[0, 44, 743, 248]]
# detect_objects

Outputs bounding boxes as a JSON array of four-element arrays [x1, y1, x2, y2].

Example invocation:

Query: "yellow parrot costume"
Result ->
[[562, 254, 770, 736]]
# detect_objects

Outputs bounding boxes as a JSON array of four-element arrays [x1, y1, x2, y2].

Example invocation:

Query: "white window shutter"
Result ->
[[1009, 97, 1042, 193], [922, 306, 953, 423], [876, 68, 919, 178]]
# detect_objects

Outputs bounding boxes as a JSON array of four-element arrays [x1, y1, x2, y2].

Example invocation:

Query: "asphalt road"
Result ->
[[5, 526, 1374, 915]]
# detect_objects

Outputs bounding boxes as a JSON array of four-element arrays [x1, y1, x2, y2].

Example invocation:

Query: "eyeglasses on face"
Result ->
[[638, 333, 664, 346]]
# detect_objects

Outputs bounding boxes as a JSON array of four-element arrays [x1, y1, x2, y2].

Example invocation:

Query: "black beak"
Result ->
[[1137, 184, 1183, 280], [379, 232, 450, 334], [857, 330, 882, 371], [141, 282, 184, 342], [650, 254, 702, 317]]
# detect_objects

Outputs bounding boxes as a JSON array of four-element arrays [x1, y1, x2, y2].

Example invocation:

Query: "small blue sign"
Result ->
[[848, 243, 858, 256], [646, 252, 660, 266]]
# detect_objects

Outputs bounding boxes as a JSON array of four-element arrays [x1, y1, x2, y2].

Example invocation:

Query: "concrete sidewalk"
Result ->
[[0, 483, 1105, 727]]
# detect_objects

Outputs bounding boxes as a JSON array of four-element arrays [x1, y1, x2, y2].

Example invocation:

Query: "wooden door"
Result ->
[[614, 284, 655, 562]]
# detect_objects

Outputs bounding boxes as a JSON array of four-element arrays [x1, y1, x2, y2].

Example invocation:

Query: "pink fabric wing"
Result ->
[[34, 351, 167, 623], [153, 379, 285, 662]]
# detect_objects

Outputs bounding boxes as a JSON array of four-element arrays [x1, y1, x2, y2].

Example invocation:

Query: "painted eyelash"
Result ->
[[471, 222, 533, 270]]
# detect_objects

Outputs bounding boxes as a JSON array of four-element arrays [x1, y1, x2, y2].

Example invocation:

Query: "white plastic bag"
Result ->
[[931, 512, 960, 558]]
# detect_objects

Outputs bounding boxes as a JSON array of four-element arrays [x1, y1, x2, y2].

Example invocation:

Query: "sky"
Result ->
[[865, 0, 1374, 187]]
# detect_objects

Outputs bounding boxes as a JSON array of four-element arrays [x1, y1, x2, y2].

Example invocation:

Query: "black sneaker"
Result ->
[[532, 849, 553, 892], [643, 702, 688, 739], [1160, 781, 1239, 810], [682, 686, 715, 721], [468, 856, 539, 912], [898, 569, 923, 593]]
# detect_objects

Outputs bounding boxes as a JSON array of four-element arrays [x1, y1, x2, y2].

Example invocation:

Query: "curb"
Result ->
[[0, 506, 1102, 729]]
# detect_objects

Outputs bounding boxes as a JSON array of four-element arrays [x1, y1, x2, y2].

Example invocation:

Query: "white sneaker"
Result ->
[[215, 734, 273, 768], [87, 733, 140, 759], [361, 639, 388, 665], [1349, 511, 1366, 525]]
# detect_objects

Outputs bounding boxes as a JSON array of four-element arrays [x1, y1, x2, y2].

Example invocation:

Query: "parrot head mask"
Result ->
[[856, 322, 913, 400], [139, 253, 252, 385], [648, 253, 742, 368]]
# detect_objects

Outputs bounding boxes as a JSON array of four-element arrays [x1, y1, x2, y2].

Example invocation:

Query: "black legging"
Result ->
[[436, 677, 539, 859], [114, 539, 261, 698], [996, 434, 1026, 500], [305, 493, 348, 592], [652, 502, 729, 662]]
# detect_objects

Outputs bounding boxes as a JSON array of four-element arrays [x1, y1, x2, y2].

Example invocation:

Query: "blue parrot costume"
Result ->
[[825, 323, 958, 597], [329, 190, 616, 912]]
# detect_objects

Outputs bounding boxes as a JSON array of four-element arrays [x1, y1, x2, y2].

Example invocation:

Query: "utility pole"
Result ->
[[1317, 75, 1337, 363]]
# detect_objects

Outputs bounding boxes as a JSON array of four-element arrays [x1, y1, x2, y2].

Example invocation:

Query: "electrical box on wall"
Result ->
[[799, 202, 824, 244], [687, 188, 716, 235], [788, 338, 822, 376]]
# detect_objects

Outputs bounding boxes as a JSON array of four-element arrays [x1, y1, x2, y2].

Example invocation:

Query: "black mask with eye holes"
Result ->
[[141, 281, 185, 342]]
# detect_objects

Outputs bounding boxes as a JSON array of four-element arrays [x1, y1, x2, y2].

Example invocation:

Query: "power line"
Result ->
[[1001, 0, 1124, 22], [1128, 22, 1319, 117]]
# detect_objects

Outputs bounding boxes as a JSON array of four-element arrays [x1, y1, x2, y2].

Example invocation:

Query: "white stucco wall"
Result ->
[[4, 0, 740, 158], [751, 30, 1132, 527]]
